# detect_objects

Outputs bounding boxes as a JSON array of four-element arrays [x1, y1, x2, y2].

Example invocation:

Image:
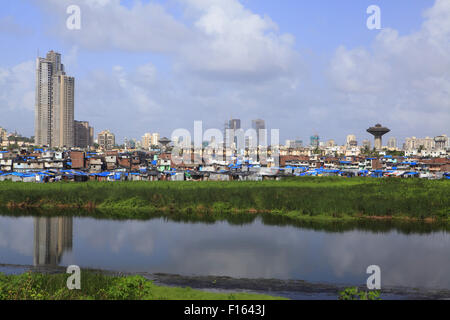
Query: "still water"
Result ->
[[0, 215, 449, 292]]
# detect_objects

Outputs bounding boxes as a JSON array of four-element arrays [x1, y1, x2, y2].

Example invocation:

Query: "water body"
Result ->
[[0, 214, 449, 299]]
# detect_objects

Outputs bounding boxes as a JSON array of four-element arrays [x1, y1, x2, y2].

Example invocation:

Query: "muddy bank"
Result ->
[[1, 264, 448, 300]]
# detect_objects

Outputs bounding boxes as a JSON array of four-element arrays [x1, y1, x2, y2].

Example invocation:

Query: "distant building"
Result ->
[[151, 133, 160, 147], [229, 119, 241, 130], [252, 119, 266, 146], [142, 133, 152, 150], [286, 139, 303, 148], [226, 119, 242, 148], [404, 135, 449, 152], [326, 139, 335, 148], [310, 134, 320, 148], [387, 137, 397, 150], [74, 121, 93, 148], [35, 50, 75, 148], [98, 130, 115, 150], [404, 136, 434, 151], [125, 138, 136, 149], [245, 136, 255, 149], [434, 135, 448, 150], [346, 134, 357, 147], [362, 139, 371, 150], [0, 127, 7, 142], [142, 132, 160, 149]]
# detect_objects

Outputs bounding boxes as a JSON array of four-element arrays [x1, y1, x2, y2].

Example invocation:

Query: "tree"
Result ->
[[386, 150, 405, 157], [7, 143, 19, 151]]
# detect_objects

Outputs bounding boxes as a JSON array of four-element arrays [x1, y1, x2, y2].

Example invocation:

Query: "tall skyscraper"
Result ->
[[225, 119, 242, 148], [252, 119, 266, 146], [229, 119, 241, 131], [35, 50, 75, 148]]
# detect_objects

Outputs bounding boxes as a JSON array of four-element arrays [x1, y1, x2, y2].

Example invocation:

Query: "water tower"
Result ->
[[367, 124, 390, 151], [158, 137, 171, 152]]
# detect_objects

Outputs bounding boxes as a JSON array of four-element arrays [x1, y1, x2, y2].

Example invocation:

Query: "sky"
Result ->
[[0, 0, 448, 145]]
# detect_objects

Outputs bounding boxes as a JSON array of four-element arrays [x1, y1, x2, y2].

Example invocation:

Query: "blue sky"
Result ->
[[0, 0, 448, 145]]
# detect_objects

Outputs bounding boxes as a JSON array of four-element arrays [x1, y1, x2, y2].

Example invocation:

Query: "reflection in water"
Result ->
[[0, 214, 448, 292], [33, 217, 73, 266]]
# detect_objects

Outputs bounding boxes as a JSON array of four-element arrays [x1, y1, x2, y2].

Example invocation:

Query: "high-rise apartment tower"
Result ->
[[35, 51, 75, 148]]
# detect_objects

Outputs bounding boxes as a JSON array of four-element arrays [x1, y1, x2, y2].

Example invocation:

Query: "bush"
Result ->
[[338, 287, 381, 300]]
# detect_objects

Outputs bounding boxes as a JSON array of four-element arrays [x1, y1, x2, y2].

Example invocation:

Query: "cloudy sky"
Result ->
[[0, 0, 448, 145]]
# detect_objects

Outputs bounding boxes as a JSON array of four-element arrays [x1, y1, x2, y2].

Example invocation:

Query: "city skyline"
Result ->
[[0, 0, 449, 144]]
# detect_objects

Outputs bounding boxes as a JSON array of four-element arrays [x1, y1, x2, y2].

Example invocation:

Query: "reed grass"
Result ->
[[0, 177, 448, 221], [0, 271, 285, 300]]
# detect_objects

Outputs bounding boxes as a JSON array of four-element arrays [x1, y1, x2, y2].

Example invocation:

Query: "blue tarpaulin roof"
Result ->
[[90, 172, 111, 177], [1, 172, 36, 178]]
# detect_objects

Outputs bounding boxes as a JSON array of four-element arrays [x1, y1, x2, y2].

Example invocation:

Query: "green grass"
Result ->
[[0, 177, 448, 222], [0, 271, 286, 300]]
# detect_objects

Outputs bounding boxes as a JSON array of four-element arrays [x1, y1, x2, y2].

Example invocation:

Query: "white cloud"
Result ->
[[35, 0, 299, 83], [74, 62, 172, 139], [328, 0, 450, 135], [36, 0, 192, 53], [0, 60, 35, 112], [178, 0, 299, 81]]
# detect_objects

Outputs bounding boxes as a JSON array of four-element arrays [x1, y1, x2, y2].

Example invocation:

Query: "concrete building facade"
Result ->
[[52, 74, 75, 147], [142, 133, 152, 150], [35, 51, 75, 148], [252, 119, 266, 147], [151, 133, 160, 147], [98, 130, 115, 150], [74, 121, 94, 148], [0, 127, 7, 142]]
